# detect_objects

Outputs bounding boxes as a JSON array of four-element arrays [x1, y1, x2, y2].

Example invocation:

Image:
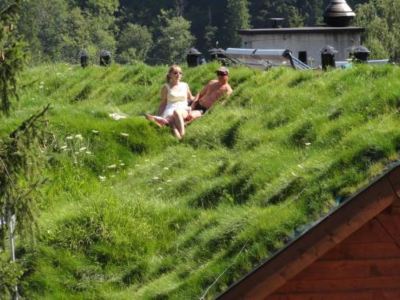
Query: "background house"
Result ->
[[238, 0, 364, 67]]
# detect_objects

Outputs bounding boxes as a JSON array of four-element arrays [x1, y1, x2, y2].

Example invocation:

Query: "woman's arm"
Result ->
[[187, 84, 195, 102], [158, 85, 168, 115]]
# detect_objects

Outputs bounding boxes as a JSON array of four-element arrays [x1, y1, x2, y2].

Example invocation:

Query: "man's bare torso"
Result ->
[[198, 80, 232, 108]]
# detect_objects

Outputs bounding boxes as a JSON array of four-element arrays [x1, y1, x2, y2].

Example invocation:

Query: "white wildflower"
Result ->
[[99, 176, 106, 181], [75, 134, 83, 140], [153, 176, 159, 180], [120, 163, 125, 166], [85, 151, 92, 155], [120, 132, 129, 137], [109, 112, 127, 120], [60, 145, 68, 150], [92, 130, 99, 134], [79, 147, 87, 152], [66, 136, 73, 140], [305, 142, 311, 146], [107, 164, 117, 169], [163, 167, 169, 170]]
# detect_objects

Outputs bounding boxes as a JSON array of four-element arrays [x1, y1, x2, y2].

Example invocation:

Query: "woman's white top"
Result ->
[[166, 82, 189, 103], [161, 82, 190, 118]]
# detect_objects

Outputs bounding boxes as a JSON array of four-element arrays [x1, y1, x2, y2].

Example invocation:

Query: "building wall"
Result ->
[[241, 32, 361, 67], [269, 205, 400, 299]]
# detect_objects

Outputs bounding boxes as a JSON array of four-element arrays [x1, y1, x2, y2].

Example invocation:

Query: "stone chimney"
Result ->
[[324, 0, 355, 27]]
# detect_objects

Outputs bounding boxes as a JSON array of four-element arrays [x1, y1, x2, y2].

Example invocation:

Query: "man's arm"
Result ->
[[219, 85, 233, 106], [191, 82, 210, 108], [226, 85, 233, 96]]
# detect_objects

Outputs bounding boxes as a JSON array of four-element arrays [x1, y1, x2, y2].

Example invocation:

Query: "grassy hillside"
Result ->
[[7, 62, 400, 299]]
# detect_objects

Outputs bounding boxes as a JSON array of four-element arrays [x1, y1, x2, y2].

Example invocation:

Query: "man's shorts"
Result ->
[[192, 101, 208, 114]]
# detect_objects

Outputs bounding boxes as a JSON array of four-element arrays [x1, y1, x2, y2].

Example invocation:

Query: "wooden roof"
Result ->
[[217, 164, 400, 300]]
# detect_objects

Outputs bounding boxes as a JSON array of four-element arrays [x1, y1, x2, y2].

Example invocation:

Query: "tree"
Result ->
[[0, 0, 26, 114], [174, 0, 186, 17], [116, 23, 153, 63], [17, 0, 119, 63], [184, 1, 226, 55], [204, 24, 218, 50], [61, 7, 91, 63], [151, 10, 195, 64], [355, 0, 400, 61], [67, 0, 119, 63], [0, 105, 49, 299], [17, 0, 70, 62], [223, 0, 250, 47], [85, 0, 119, 15], [287, 6, 306, 27], [0, 256, 23, 299]]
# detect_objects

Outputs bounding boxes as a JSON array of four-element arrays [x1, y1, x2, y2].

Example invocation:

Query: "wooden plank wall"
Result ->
[[270, 204, 400, 300]]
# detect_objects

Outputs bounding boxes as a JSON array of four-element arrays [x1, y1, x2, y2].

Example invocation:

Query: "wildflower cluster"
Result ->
[[148, 161, 175, 192], [98, 159, 127, 182], [59, 133, 92, 165]]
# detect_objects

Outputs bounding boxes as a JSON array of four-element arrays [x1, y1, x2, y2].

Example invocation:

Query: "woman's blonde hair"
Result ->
[[166, 64, 182, 83]]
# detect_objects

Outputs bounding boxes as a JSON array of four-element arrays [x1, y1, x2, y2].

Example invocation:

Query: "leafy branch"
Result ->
[[0, 0, 26, 115], [0, 105, 50, 298]]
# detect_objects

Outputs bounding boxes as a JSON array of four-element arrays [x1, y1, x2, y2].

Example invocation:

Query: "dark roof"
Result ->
[[238, 27, 364, 35], [217, 163, 400, 300]]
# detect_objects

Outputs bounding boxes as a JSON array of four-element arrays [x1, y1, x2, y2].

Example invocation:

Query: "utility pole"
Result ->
[[9, 214, 19, 300]]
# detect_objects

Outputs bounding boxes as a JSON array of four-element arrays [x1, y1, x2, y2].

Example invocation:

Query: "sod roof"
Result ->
[[5, 62, 400, 299]]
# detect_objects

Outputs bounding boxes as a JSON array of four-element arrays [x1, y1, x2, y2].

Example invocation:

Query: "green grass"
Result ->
[[5, 62, 400, 299]]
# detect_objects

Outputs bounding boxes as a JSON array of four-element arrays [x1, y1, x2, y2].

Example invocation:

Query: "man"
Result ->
[[187, 66, 233, 122], [147, 66, 233, 139]]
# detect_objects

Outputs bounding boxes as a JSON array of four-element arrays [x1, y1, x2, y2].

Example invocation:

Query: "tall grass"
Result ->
[[6, 62, 400, 299]]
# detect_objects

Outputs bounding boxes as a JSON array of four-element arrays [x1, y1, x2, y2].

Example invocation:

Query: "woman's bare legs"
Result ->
[[173, 110, 188, 138], [170, 120, 182, 139], [185, 110, 202, 125], [145, 114, 169, 127], [146, 113, 183, 139]]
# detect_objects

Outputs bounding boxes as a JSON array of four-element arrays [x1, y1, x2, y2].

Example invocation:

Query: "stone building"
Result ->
[[238, 0, 364, 67]]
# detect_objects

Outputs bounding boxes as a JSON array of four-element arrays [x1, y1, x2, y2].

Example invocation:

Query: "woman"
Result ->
[[146, 65, 194, 139]]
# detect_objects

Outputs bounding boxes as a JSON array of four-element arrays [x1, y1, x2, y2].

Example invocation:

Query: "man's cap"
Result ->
[[216, 66, 229, 74]]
